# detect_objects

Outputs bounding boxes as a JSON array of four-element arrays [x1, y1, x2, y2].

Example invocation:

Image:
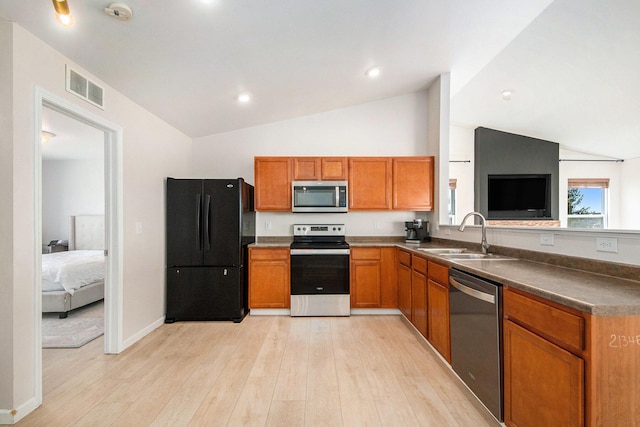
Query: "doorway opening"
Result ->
[[34, 87, 123, 406]]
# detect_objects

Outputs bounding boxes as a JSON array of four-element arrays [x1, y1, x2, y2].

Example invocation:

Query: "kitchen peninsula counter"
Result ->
[[250, 236, 640, 316], [352, 238, 640, 316]]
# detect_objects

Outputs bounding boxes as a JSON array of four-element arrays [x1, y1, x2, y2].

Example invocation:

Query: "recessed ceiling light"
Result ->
[[41, 131, 56, 143], [501, 90, 513, 100], [366, 67, 381, 79], [237, 93, 252, 104]]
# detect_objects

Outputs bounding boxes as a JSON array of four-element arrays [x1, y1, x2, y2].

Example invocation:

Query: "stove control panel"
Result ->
[[293, 224, 346, 236]]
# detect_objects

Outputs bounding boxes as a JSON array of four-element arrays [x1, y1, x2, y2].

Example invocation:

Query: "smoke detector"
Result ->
[[104, 3, 133, 21]]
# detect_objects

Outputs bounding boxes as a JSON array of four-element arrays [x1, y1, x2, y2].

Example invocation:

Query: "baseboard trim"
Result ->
[[120, 316, 165, 352], [250, 309, 291, 316], [350, 308, 402, 315], [0, 397, 38, 424], [249, 308, 402, 316]]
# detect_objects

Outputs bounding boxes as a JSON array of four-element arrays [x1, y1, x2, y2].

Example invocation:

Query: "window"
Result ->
[[567, 178, 609, 228], [448, 179, 457, 225]]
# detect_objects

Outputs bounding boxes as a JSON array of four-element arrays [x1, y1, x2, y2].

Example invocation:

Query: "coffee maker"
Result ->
[[404, 219, 430, 243]]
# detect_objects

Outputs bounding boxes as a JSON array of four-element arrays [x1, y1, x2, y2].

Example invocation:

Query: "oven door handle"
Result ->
[[290, 249, 350, 256], [449, 277, 495, 305]]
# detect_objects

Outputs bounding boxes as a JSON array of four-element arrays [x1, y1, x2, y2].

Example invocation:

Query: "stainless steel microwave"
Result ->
[[292, 181, 348, 213]]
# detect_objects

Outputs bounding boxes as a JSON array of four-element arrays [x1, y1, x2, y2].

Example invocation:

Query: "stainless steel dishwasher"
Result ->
[[449, 268, 503, 422]]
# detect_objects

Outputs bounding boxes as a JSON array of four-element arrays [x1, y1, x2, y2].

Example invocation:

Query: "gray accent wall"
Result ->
[[474, 127, 559, 220]]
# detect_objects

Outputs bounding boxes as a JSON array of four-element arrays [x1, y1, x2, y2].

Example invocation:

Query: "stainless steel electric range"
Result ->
[[289, 224, 350, 316]]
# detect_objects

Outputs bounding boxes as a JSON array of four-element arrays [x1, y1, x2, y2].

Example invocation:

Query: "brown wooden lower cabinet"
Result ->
[[504, 319, 584, 427], [351, 248, 382, 308], [397, 253, 412, 319], [248, 247, 290, 308], [410, 255, 428, 338], [351, 247, 397, 308], [426, 261, 450, 362], [504, 287, 640, 427]]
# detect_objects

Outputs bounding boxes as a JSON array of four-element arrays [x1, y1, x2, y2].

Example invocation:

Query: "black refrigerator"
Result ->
[[165, 177, 255, 323]]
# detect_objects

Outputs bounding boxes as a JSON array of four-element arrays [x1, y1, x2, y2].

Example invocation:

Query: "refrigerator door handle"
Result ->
[[204, 194, 211, 251], [195, 193, 202, 250]]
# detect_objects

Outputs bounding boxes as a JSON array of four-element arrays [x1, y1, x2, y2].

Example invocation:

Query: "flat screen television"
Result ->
[[487, 174, 551, 219]]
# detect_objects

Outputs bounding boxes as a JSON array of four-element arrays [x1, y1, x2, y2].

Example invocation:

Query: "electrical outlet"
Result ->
[[540, 233, 555, 246], [135, 222, 142, 234], [374, 221, 381, 230], [265, 221, 272, 231], [596, 237, 618, 253]]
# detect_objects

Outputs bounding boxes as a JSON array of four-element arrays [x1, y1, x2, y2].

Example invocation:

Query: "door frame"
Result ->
[[33, 87, 124, 406]]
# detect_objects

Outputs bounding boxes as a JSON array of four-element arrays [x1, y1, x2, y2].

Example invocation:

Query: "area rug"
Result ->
[[42, 317, 104, 348]]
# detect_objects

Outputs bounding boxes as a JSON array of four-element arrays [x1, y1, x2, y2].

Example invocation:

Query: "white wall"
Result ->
[[42, 159, 104, 244], [449, 125, 475, 224], [3, 21, 192, 418], [192, 91, 433, 237], [426, 73, 450, 229], [0, 20, 15, 412], [438, 225, 640, 266], [620, 157, 640, 229]]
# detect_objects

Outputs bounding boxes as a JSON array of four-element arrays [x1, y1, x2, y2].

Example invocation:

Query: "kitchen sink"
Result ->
[[417, 248, 466, 254], [441, 253, 515, 260]]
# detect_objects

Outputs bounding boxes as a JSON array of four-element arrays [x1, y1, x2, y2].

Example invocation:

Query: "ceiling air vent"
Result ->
[[65, 65, 105, 109]]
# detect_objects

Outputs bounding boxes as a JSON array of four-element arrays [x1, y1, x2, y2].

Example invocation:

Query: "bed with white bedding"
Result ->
[[42, 215, 105, 318]]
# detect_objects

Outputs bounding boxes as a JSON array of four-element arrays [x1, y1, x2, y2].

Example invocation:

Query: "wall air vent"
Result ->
[[65, 65, 105, 109]]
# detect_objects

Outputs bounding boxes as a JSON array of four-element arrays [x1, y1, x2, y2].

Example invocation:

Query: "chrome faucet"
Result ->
[[458, 212, 489, 254]]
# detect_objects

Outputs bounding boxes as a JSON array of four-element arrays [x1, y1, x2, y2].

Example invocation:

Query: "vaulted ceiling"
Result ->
[[3, 0, 638, 160]]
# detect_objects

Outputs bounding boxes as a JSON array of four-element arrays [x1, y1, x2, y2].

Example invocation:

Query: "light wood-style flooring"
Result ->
[[18, 315, 499, 426]]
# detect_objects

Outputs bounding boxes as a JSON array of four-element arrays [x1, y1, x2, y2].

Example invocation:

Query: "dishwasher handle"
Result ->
[[449, 277, 496, 305]]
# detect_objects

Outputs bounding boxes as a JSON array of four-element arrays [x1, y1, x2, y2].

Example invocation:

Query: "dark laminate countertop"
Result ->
[[394, 242, 640, 316], [251, 237, 640, 316]]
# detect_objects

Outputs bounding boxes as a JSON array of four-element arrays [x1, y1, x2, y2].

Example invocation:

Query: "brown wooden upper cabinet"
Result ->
[[392, 157, 434, 211], [255, 156, 434, 211], [254, 157, 292, 211], [292, 157, 348, 181], [348, 157, 393, 210]]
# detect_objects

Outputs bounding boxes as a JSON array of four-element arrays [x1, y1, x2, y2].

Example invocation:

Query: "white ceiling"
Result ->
[[451, 0, 640, 160], [6, 1, 637, 161], [1, 0, 553, 143], [41, 107, 103, 160]]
